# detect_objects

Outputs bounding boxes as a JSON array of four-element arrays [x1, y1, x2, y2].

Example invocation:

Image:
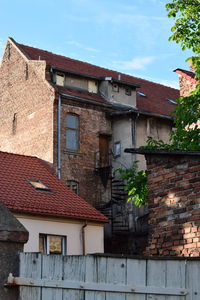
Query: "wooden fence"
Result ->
[[7, 253, 200, 299]]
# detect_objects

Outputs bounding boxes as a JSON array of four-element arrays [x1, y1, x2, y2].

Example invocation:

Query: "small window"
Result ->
[[112, 83, 119, 92], [136, 91, 146, 97], [67, 181, 79, 194], [55, 73, 65, 86], [88, 80, 98, 93], [39, 234, 66, 255], [29, 180, 51, 192], [114, 141, 121, 157], [125, 87, 131, 96], [66, 114, 79, 151]]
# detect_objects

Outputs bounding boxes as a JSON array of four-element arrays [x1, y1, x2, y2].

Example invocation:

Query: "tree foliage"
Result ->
[[114, 161, 148, 207]]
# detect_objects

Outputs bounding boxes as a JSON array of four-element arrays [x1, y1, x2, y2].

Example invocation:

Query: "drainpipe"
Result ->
[[82, 221, 88, 255], [57, 95, 61, 179]]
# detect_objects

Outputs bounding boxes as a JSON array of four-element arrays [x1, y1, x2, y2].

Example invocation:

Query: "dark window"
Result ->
[[39, 234, 66, 255], [112, 83, 119, 92], [66, 114, 79, 151], [125, 87, 131, 96], [67, 181, 79, 194]]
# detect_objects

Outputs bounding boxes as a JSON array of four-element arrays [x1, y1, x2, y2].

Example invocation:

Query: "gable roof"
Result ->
[[0, 151, 107, 222], [15, 40, 179, 117]]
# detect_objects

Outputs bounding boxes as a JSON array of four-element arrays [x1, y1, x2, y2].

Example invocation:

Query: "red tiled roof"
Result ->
[[57, 86, 109, 105], [0, 151, 107, 222], [17, 42, 179, 116]]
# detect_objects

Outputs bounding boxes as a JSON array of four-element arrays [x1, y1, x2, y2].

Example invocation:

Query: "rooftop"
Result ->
[[13, 38, 179, 117], [0, 151, 107, 222]]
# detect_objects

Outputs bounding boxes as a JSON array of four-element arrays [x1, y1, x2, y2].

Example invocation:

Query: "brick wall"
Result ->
[[0, 40, 55, 163], [179, 76, 197, 97], [144, 152, 200, 257], [53, 98, 112, 205]]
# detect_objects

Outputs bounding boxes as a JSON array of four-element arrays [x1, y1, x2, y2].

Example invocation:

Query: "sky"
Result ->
[[0, 0, 193, 89]]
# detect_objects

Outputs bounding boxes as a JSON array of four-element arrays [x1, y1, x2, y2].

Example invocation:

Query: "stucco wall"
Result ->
[[108, 83, 136, 107], [16, 215, 104, 255], [0, 40, 55, 163]]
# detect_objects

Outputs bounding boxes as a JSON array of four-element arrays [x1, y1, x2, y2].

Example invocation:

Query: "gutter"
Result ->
[[82, 221, 88, 255], [57, 95, 61, 179]]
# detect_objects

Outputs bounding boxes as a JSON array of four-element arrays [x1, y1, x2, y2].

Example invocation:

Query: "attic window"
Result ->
[[125, 87, 132, 96], [29, 180, 51, 192], [112, 83, 119, 92], [136, 91, 146, 97], [164, 98, 177, 105], [55, 73, 65, 86]]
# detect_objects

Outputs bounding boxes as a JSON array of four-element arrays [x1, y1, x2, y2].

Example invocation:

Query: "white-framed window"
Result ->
[[66, 114, 79, 151], [67, 180, 79, 194], [39, 234, 66, 255], [114, 141, 121, 157]]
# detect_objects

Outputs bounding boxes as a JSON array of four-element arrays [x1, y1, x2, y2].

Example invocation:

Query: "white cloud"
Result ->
[[67, 40, 100, 53], [112, 56, 156, 71]]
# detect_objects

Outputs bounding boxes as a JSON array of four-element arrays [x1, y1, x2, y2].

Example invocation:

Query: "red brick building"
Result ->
[[0, 38, 179, 253]]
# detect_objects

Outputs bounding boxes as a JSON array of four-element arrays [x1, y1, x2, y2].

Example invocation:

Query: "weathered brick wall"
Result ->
[[53, 99, 112, 205], [145, 153, 200, 257], [0, 40, 55, 163], [179, 76, 197, 97]]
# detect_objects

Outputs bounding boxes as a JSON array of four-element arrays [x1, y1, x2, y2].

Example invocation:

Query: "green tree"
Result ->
[[165, 0, 200, 150]]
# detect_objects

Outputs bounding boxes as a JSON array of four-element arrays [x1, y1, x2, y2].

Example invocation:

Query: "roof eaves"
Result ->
[[60, 92, 112, 108]]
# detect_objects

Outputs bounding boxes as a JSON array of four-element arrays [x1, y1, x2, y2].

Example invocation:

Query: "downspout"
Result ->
[[82, 221, 88, 255], [57, 95, 61, 179]]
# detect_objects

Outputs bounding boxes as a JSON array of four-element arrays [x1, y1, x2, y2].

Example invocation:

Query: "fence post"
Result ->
[[0, 203, 29, 300]]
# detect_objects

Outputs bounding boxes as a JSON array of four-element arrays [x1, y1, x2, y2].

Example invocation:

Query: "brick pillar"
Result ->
[[143, 151, 200, 257], [0, 203, 29, 300]]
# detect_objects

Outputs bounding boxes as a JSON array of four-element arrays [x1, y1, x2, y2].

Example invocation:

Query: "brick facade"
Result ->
[[0, 39, 111, 207], [144, 152, 200, 257], [53, 99, 111, 205], [0, 40, 55, 163], [179, 76, 197, 97]]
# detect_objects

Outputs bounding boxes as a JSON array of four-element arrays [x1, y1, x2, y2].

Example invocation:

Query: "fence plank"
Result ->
[[63, 255, 85, 300], [166, 260, 186, 300], [126, 258, 146, 300], [186, 261, 200, 300], [85, 256, 106, 300], [19, 253, 42, 300], [41, 255, 63, 300], [147, 259, 166, 300], [106, 257, 127, 300]]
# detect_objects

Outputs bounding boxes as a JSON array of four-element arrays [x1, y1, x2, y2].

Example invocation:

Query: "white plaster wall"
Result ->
[[108, 84, 136, 107], [16, 216, 104, 255], [112, 118, 135, 171]]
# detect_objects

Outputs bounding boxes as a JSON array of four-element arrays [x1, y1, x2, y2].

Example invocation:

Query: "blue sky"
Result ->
[[0, 0, 193, 88]]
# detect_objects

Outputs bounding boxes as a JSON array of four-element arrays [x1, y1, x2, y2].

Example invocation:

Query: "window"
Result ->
[[29, 180, 51, 192], [66, 114, 79, 151], [88, 80, 98, 93], [112, 83, 119, 92], [67, 181, 79, 194], [39, 234, 66, 255], [55, 73, 65, 86], [125, 87, 132, 96], [114, 141, 121, 157]]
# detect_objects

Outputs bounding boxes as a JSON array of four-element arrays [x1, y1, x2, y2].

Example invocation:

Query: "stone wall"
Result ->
[[144, 152, 200, 257], [0, 39, 55, 163]]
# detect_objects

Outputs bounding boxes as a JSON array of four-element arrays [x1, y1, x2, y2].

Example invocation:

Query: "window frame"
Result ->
[[113, 141, 121, 158], [39, 234, 67, 255], [112, 83, 119, 92], [67, 180, 79, 195], [66, 113, 79, 152], [125, 87, 132, 96]]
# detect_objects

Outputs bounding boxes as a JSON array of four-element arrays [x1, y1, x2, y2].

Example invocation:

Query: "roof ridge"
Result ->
[[17, 41, 179, 92]]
